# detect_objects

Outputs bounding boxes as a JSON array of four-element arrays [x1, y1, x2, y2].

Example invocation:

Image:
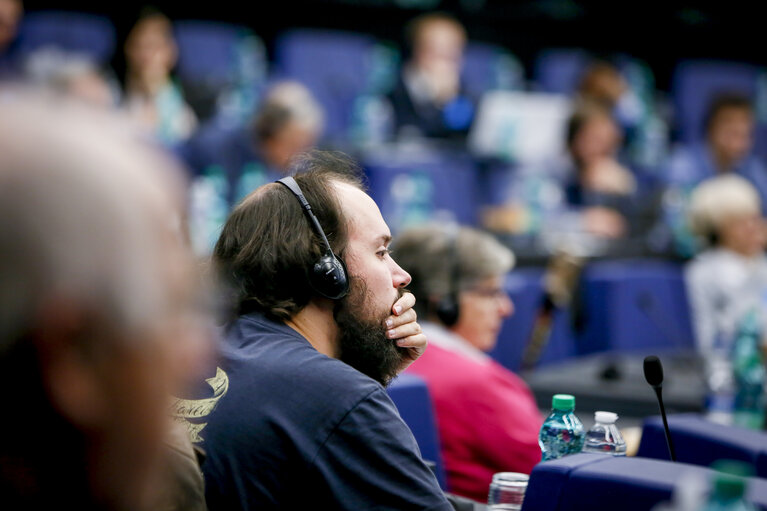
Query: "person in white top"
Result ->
[[685, 174, 767, 390]]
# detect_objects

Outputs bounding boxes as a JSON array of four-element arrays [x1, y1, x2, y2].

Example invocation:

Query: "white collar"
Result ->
[[421, 322, 491, 365]]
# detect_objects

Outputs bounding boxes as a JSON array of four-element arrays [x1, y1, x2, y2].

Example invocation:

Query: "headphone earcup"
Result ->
[[309, 254, 349, 300], [435, 294, 460, 327]]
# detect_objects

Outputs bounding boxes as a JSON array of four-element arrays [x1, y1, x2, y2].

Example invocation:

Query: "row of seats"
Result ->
[[524, 452, 767, 511], [489, 259, 695, 373], [390, 376, 767, 502], [15, 10, 767, 146]]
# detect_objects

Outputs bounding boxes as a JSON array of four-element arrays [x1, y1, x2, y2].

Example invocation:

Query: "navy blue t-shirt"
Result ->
[[185, 312, 451, 510]]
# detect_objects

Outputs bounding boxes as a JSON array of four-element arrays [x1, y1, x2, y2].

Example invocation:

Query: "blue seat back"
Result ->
[[523, 453, 767, 511], [488, 269, 575, 371], [672, 60, 760, 144], [638, 413, 767, 477], [533, 48, 591, 94], [577, 260, 695, 355], [15, 10, 115, 63], [274, 29, 399, 143], [363, 149, 478, 233], [462, 41, 524, 97], [387, 373, 447, 489], [174, 21, 263, 83]]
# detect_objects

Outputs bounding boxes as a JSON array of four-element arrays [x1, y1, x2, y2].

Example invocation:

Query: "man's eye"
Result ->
[[377, 248, 391, 258]]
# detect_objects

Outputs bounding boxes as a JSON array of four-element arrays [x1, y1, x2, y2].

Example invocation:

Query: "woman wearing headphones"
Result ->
[[394, 224, 542, 503]]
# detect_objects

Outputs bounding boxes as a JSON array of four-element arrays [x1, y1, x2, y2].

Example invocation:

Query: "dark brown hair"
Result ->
[[212, 150, 364, 322], [704, 93, 754, 134]]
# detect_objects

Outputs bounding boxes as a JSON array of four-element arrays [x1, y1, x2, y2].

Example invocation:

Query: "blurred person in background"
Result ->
[[24, 48, 117, 108], [389, 12, 475, 141], [252, 81, 324, 172], [0, 0, 22, 79], [394, 224, 542, 503], [123, 7, 197, 145], [576, 59, 669, 168], [0, 94, 209, 509], [665, 94, 767, 203], [484, 102, 640, 242], [661, 94, 767, 257], [685, 175, 767, 388], [184, 81, 324, 255]]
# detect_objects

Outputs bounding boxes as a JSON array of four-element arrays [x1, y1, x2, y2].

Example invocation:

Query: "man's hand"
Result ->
[[385, 292, 427, 373]]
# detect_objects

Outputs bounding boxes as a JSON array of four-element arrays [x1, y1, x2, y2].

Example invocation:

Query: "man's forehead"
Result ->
[[331, 181, 391, 242]]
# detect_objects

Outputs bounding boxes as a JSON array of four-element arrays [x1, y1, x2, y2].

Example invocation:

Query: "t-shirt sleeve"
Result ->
[[309, 387, 453, 511]]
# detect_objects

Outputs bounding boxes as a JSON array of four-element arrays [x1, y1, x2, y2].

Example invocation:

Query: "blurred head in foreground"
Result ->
[[0, 92, 202, 509], [394, 225, 514, 352], [689, 174, 766, 257]]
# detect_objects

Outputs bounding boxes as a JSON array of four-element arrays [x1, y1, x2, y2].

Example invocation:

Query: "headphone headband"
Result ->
[[277, 176, 334, 255], [276, 176, 349, 300]]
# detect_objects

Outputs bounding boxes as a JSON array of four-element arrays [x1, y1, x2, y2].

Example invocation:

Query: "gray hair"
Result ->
[[254, 81, 324, 142], [0, 91, 184, 354], [393, 224, 515, 318], [688, 174, 761, 241]]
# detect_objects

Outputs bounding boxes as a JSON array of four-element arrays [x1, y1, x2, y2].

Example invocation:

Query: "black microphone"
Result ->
[[643, 355, 677, 462]]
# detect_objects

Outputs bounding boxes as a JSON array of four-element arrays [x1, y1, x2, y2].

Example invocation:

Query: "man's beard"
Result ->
[[334, 277, 407, 387]]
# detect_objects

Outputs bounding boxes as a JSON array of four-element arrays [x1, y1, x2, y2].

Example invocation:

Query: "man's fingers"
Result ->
[[392, 292, 416, 316], [385, 308, 416, 330], [386, 319, 421, 341]]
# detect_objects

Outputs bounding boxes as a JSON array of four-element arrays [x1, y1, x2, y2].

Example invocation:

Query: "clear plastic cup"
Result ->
[[487, 472, 529, 510]]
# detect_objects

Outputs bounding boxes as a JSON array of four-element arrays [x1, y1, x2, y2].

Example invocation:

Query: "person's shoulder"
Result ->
[[225, 313, 382, 399]]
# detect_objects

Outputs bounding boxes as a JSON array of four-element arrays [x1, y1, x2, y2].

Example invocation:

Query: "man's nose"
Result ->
[[391, 260, 411, 288]]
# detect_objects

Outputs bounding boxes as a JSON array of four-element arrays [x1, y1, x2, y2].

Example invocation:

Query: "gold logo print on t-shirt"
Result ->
[[172, 367, 230, 443]]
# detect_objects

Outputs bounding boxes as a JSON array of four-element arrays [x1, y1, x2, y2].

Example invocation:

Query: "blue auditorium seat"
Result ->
[[638, 414, 767, 477], [576, 260, 695, 355], [522, 453, 767, 511], [386, 373, 447, 490], [488, 269, 575, 372], [462, 42, 524, 97], [274, 29, 399, 143], [174, 21, 264, 83], [533, 48, 591, 94], [15, 11, 115, 63], [362, 148, 479, 232], [173, 21, 266, 124], [672, 60, 760, 144]]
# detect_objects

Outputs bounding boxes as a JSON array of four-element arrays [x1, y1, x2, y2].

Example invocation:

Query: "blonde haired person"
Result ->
[[685, 174, 767, 392]]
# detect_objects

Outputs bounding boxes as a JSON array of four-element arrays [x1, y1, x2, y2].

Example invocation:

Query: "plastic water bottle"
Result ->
[[732, 310, 766, 430], [701, 460, 757, 511], [581, 411, 627, 456], [538, 394, 584, 461]]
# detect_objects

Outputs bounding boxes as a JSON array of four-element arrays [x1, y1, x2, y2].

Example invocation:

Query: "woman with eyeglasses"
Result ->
[[394, 224, 542, 504]]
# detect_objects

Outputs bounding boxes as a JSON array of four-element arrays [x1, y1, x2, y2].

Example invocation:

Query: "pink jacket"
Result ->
[[405, 323, 543, 503]]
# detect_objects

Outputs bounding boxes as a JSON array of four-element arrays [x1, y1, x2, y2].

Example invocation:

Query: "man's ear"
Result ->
[[33, 299, 110, 431]]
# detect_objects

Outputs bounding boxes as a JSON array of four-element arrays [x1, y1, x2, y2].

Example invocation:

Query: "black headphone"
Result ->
[[276, 176, 349, 300], [435, 228, 460, 326]]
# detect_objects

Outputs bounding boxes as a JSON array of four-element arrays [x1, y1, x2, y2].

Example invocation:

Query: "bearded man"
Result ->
[[185, 151, 452, 510]]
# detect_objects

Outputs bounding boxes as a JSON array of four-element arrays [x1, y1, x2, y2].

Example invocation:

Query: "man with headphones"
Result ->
[[182, 151, 453, 510]]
